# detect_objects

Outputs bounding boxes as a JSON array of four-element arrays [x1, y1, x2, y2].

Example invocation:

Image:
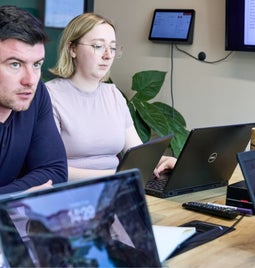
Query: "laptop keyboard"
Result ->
[[146, 168, 173, 192], [145, 177, 168, 192]]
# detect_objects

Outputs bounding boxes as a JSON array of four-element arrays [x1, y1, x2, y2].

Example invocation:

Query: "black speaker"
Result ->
[[226, 180, 254, 214]]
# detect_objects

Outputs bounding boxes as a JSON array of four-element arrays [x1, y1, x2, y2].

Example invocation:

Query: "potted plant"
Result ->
[[119, 70, 189, 157]]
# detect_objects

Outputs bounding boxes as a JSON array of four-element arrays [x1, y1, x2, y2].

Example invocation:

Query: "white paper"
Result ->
[[152, 225, 196, 262]]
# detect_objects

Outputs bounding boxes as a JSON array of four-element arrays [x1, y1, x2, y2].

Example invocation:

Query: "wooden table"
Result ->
[[146, 166, 255, 268]]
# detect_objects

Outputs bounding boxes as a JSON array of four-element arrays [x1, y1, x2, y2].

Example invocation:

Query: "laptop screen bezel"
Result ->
[[0, 169, 161, 267]]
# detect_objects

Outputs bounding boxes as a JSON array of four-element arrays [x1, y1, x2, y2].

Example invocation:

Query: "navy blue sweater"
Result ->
[[0, 80, 68, 194]]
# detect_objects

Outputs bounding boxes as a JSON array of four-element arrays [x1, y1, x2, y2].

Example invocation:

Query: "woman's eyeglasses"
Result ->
[[77, 42, 123, 58]]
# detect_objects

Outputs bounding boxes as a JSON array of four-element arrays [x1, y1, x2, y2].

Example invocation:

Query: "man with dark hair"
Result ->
[[0, 5, 67, 194]]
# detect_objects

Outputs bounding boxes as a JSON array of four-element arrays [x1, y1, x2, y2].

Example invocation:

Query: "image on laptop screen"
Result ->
[[0, 169, 161, 267]]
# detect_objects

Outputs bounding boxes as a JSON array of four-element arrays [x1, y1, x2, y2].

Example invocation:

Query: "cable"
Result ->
[[170, 43, 175, 119], [168, 44, 233, 121], [175, 44, 234, 64]]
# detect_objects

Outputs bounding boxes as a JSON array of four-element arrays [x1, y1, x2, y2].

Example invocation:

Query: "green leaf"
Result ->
[[171, 133, 188, 157], [133, 100, 171, 136], [131, 70, 167, 101], [153, 102, 187, 127], [150, 102, 189, 157], [127, 102, 151, 142], [169, 120, 189, 157]]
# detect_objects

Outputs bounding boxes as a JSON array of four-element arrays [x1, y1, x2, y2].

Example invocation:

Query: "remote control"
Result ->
[[182, 201, 239, 219]]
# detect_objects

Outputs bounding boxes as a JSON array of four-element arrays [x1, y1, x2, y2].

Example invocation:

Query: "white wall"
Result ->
[[94, 0, 255, 130]]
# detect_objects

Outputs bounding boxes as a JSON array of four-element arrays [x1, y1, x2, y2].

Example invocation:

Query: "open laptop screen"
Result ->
[[0, 169, 160, 267], [237, 150, 255, 213]]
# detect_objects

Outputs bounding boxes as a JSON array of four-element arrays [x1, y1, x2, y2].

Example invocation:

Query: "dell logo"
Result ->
[[208, 152, 217, 163]]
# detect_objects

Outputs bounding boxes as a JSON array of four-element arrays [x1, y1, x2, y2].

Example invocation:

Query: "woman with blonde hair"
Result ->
[[46, 12, 176, 180]]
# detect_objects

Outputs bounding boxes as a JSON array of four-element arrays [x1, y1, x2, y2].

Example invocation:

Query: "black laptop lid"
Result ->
[[237, 150, 255, 212], [0, 169, 161, 267], [164, 123, 255, 196], [116, 134, 173, 184]]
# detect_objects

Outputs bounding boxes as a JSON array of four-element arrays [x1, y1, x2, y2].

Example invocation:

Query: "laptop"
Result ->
[[237, 149, 255, 213], [116, 134, 173, 185], [0, 169, 161, 267], [145, 123, 255, 198]]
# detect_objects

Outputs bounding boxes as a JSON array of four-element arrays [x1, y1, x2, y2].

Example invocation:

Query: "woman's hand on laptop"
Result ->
[[154, 156, 177, 178]]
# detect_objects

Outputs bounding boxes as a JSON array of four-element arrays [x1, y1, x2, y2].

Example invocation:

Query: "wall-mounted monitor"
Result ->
[[148, 9, 195, 44], [226, 0, 255, 52], [44, 0, 94, 28]]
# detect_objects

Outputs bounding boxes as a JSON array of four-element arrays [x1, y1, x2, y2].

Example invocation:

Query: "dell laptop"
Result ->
[[145, 123, 255, 198], [0, 169, 161, 267]]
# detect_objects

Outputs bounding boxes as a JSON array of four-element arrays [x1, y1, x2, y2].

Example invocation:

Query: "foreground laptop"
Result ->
[[116, 134, 173, 185], [145, 123, 255, 198], [0, 169, 161, 267]]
